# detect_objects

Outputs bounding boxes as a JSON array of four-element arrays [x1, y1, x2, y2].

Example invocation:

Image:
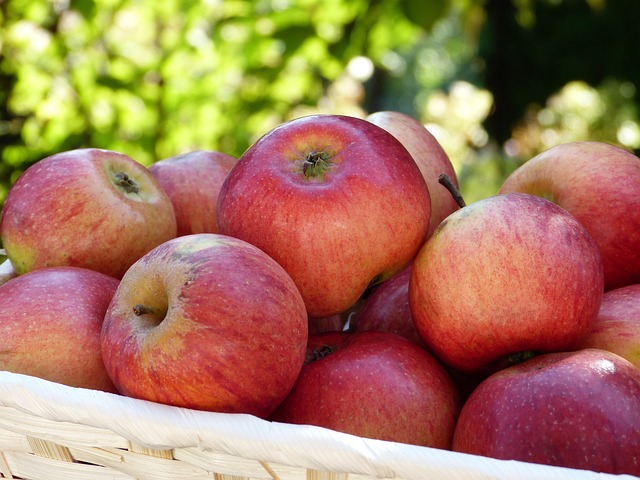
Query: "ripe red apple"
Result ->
[[0, 148, 177, 279], [410, 192, 604, 374], [0, 266, 119, 392], [350, 265, 425, 347], [499, 141, 640, 291], [217, 114, 431, 318], [270, 330, 461, 449], [149, 150, 237, 236], [577, 283, 640, 369], [100, 233, 308, 417], [366, 110, 460, 236], [452, 348, 640, 476]]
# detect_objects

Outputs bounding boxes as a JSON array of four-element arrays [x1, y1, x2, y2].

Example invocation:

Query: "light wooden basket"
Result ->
[[0, 371, 635, 480]]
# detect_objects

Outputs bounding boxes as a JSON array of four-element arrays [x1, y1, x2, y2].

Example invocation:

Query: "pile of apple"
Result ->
[[0, 112, 639, 477]]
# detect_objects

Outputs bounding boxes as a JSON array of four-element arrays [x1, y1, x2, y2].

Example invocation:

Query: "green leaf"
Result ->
[[70, 0, 97, 20], [400, 0, 449, 32]]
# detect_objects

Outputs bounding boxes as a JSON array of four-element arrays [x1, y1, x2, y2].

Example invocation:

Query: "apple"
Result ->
[[0, 266, 119, 392], [100, 233, 308, 417], [410, 192, 604, 375], [270, 330, 461, 449], [499, 141, 640, 291], [217, 114, 432, 318], [350, 265, 425, 347], [577, 283, 640, 369], [0, 148, 177, 279], [366, 110, 460, 236], [149, 150, 237, 236], [452, 348, 640, 476]]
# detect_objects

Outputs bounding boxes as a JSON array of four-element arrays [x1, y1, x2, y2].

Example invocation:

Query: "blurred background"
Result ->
[[1, 0, 639, 211]]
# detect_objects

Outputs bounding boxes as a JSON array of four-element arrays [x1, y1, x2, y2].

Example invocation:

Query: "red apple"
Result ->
[[217, 114, 431, 318], [350, 265, 425, 347], [270, 330, 461, 449], [577, 283, 640, 369], [410, 192, 604, 374], [452, 348, 640, 476], [499, 141, 640, 291], [366, 110, 460, 236], [100, 233, 308, 417], [0, 266, 119, 392], [0, 148, 177, 279], [149, 150, 237, 236]]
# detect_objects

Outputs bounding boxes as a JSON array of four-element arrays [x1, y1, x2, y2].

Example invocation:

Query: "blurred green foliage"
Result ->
[[1, 0, 639, 211]]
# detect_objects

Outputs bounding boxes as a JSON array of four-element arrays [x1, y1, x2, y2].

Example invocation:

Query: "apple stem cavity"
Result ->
[[506, 350, 541, 366], [304, 344, 336, 365], [302, 151, 331, 179], [438, 173, 466, 209], [113, 172, 140, 194]]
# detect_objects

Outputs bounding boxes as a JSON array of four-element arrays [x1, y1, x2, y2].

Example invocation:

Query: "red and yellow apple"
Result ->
[[217, 114, 431, 318], [499, 141, 640, 290], [577, 283, 640, 369], [100, 233, 308, 417], [410, 192, 604, 374], [0, 266, 119, 392], [149, 150, 237, 236], [366, 110, 460, 236], [0, 148, 177, 279]]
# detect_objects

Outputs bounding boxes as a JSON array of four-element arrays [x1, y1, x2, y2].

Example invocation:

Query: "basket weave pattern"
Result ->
[[0, 371, 635, 480], [0, 405, 354, 480]]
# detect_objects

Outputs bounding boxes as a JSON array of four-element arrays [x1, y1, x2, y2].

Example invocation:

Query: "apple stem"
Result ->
[[302, 151, 330, 178], [114, 172, 140, 194], [438, 173, 466, 209], [133, 304, 162, 317]]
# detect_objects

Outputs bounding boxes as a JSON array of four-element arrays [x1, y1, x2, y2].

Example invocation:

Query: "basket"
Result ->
[[0, 371, 635, 480]]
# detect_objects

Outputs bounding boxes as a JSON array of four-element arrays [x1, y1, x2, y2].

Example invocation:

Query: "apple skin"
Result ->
[[100, 233, 308, 418], [577, 283, 640, 369], [409, 192, 604, 375], [217, 114, 431, 318], [452, 348, 640, 476], [0, 148, 177, 279], [366, 111, 460, 236], [350, 265, 425, 347], [270, 330, 461, 448], [499, 141, 640, 291], [0, 266, 119, 392], [149, 150, 237, 236]]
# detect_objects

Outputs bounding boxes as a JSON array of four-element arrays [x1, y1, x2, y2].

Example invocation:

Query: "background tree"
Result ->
[[0, 0, 638, 213]]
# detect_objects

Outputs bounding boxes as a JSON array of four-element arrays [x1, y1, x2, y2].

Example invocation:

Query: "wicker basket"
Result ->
[[0, 371, 634, 480]]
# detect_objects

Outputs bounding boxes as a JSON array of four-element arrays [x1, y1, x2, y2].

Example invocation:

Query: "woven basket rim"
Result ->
[[0, 371, 629, 480]]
